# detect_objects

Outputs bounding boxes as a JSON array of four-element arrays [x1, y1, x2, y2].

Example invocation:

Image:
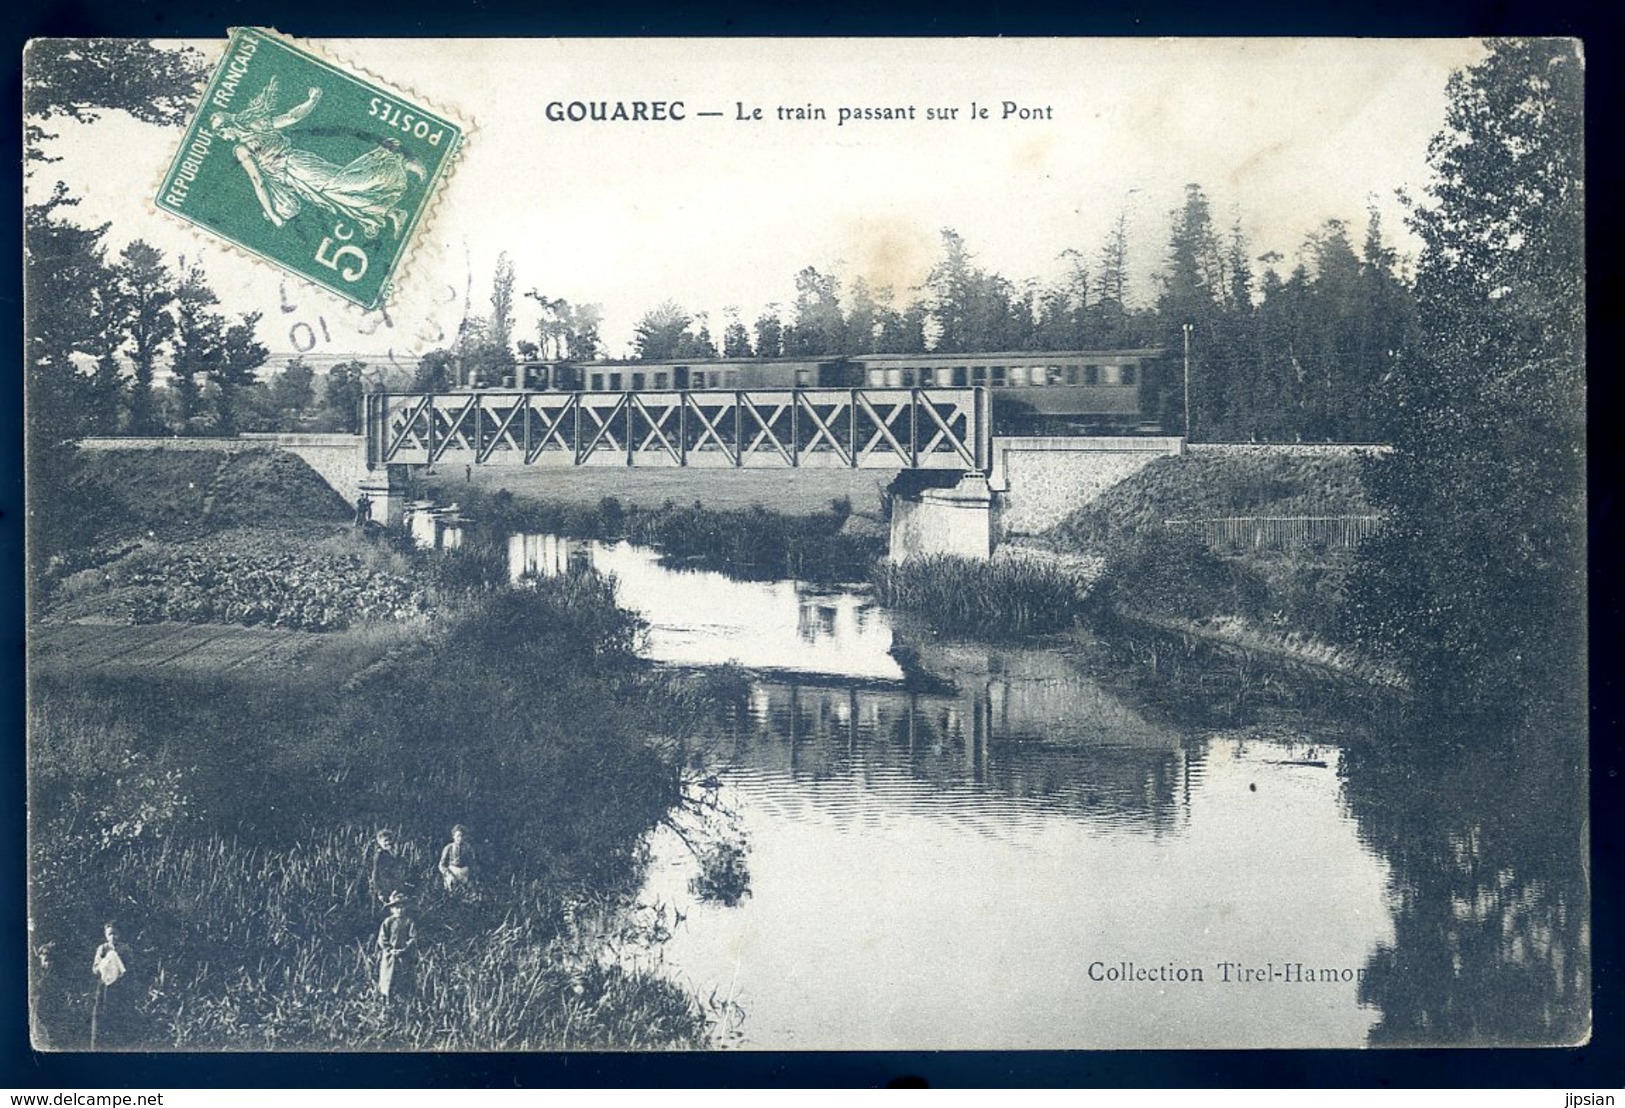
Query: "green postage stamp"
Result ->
[[155, 27, 463, 309]]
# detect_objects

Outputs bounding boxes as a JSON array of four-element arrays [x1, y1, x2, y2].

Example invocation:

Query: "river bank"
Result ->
[[28, 448, 726, 1050]]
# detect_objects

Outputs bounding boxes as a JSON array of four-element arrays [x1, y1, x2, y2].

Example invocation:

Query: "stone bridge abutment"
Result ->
[[884, 436, 1184, 560]]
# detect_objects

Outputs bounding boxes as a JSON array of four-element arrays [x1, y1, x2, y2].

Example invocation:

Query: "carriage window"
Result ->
[[918, 367, 934, 386], [1047, 365, 1064, 385], [631, 372, 646, 390], [589, 372, 605, 391], [869, 368, 887, 387], [971, 366, 988, 385], [1119, 365, 1137, 385], [654, 372, 669, 389], [902, 368, 916, 386], [1065, 366, 1079, 385], [991, 366, 1007, 386], [796, 368, 813, 386], [1084, 365, 1100, 386], [608, 372, 623, 391], [954, 366, 970, 386], [691, 370, 707, 388]]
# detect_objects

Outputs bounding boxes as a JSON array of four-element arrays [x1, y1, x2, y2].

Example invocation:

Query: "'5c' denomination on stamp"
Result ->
[[155, 27, 464, 309]]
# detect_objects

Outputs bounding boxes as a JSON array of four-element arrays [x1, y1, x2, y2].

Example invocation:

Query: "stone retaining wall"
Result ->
[[991, 436, 1185, 537], [80, 434, 370, 505]]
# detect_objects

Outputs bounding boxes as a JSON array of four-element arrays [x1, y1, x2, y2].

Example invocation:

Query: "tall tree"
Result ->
[[1157, 185, 1227, 434], [788, 267, 845, 355], [413, 349, 457, 392], [167, 265, 222, 431], [526, 290, 567, 360], [323, 362, 369, 434], [110, 241, 177, 435], [925, 229, 977, 352], [267, 358, 318, 427], [487, 253, 517, 376], [210, 313, 270, 435], [25, 186, 115, 447], [874, 298, 927, 354], [632, 301, 694, 361], [1096, 210, 1131, 321], [1345, 39, 1584, 730], [721, 308, 753, 358], [564, 302, 604, 361], [753, 306, 785, 359], [675, 312, 719, 359]]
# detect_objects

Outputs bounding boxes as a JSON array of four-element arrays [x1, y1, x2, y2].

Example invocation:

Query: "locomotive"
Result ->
[[502, 348, 1167, 434]]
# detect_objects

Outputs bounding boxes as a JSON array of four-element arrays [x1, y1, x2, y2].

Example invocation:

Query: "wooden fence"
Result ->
[[1163, 515, 1382, 551]]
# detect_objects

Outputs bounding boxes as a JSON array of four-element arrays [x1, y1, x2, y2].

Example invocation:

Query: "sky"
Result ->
[[27, 37, 1485, 375]]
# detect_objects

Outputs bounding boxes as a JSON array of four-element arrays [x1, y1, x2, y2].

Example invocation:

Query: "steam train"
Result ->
[[501, 348, 1168, 434]]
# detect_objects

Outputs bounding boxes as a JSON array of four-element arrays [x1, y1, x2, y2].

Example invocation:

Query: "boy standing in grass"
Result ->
[[90, 922, 129, 1048], [376, 893, 417, 1004]]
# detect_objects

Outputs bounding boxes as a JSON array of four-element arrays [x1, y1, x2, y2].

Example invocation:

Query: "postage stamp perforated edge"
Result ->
[[149, 27, 475, 313]]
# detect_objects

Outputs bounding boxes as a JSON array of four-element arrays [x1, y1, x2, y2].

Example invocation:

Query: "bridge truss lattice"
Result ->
[[365, 388, 991, 473]]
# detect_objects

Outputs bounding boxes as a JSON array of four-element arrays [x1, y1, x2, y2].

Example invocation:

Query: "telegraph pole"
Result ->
[[1182, 322, 1193, 441]]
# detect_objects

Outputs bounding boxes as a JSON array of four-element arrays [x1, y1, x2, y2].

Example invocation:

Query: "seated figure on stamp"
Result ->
[[210, 77, 426, 240]]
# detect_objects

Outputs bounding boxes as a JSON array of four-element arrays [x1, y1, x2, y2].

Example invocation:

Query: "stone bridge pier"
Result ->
[[887, 436, 1185, 561]]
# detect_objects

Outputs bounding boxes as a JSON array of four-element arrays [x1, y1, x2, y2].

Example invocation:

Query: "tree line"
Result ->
[[614, 195, 1417, 444]]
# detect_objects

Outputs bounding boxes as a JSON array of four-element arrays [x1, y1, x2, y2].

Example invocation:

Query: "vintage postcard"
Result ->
[[23, 37, 1587, 1052]]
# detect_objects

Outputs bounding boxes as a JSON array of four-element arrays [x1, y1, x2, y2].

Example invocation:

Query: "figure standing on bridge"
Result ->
[[438, 824, 477, 899], [354, 491, 372, 527]]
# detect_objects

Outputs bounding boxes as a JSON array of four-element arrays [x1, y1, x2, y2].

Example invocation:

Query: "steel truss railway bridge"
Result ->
[[364, 388, 992, 473], [350, 386, 1181, 559]]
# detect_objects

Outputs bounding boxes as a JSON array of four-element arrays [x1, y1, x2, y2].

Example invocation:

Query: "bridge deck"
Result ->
[[366, 388, 991, 472]]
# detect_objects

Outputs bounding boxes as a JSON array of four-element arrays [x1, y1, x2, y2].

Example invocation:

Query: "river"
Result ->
[[509, 533, 1590, 1050]]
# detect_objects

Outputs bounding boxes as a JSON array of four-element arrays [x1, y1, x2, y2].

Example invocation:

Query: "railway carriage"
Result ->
[[851, 349, 1162, 433], [502, 347, 1167, 434]]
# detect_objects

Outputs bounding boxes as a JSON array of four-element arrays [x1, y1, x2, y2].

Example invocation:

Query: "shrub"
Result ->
[[1093, 532, 1270, 624]]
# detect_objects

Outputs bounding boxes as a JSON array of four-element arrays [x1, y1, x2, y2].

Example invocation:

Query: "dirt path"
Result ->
[[30, 621, 339, 676]]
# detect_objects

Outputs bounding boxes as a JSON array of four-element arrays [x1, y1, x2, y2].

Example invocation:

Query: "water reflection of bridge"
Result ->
[[710, 682, 1198, 834]]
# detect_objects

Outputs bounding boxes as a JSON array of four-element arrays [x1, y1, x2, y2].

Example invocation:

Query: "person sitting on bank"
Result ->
[[369, 829, 412, 906], [375, 893, 417, 1004], [438, 824, 477, 898]]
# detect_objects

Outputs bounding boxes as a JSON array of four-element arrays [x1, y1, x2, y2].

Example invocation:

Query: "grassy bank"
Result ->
[[1046, 451, 1376, 667]]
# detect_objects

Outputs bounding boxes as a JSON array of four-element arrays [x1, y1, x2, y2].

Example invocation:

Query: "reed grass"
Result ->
[[871, 555, 1089, 637]]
